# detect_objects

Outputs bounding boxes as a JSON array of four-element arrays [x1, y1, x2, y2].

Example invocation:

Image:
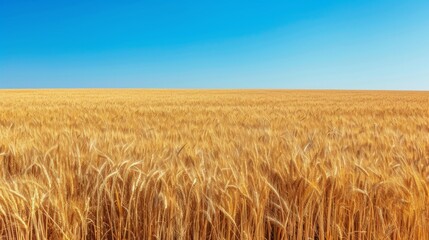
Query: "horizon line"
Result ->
[[0, 88, 428, 92]]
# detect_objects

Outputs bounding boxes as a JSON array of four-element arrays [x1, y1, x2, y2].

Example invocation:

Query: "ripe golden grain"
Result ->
[[0, 89, 428, 239]]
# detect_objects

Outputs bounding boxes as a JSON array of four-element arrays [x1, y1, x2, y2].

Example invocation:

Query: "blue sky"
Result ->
[[1, 0, 428, 89]]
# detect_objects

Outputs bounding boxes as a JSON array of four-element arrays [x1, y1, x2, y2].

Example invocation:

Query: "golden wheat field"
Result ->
[[0, 89, 428, 239]]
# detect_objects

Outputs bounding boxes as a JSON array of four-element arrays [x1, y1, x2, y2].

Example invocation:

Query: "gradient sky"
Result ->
[[1, 0, 429, 89]]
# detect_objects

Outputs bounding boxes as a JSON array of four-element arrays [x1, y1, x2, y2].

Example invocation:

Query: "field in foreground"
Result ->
[[0, 89, 428, 239]]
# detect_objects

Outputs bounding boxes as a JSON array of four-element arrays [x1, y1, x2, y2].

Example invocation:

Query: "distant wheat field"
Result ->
[[0, 89, 428, 239]]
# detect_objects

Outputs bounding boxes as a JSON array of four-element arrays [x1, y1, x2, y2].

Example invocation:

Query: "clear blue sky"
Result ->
[[1, 0, 429, 89]]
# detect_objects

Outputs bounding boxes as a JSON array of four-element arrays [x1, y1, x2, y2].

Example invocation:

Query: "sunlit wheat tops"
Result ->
[[0, 90, 428, 239]]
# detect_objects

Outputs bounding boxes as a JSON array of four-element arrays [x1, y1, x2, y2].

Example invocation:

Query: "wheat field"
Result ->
[[0, 89, 428, 239]]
